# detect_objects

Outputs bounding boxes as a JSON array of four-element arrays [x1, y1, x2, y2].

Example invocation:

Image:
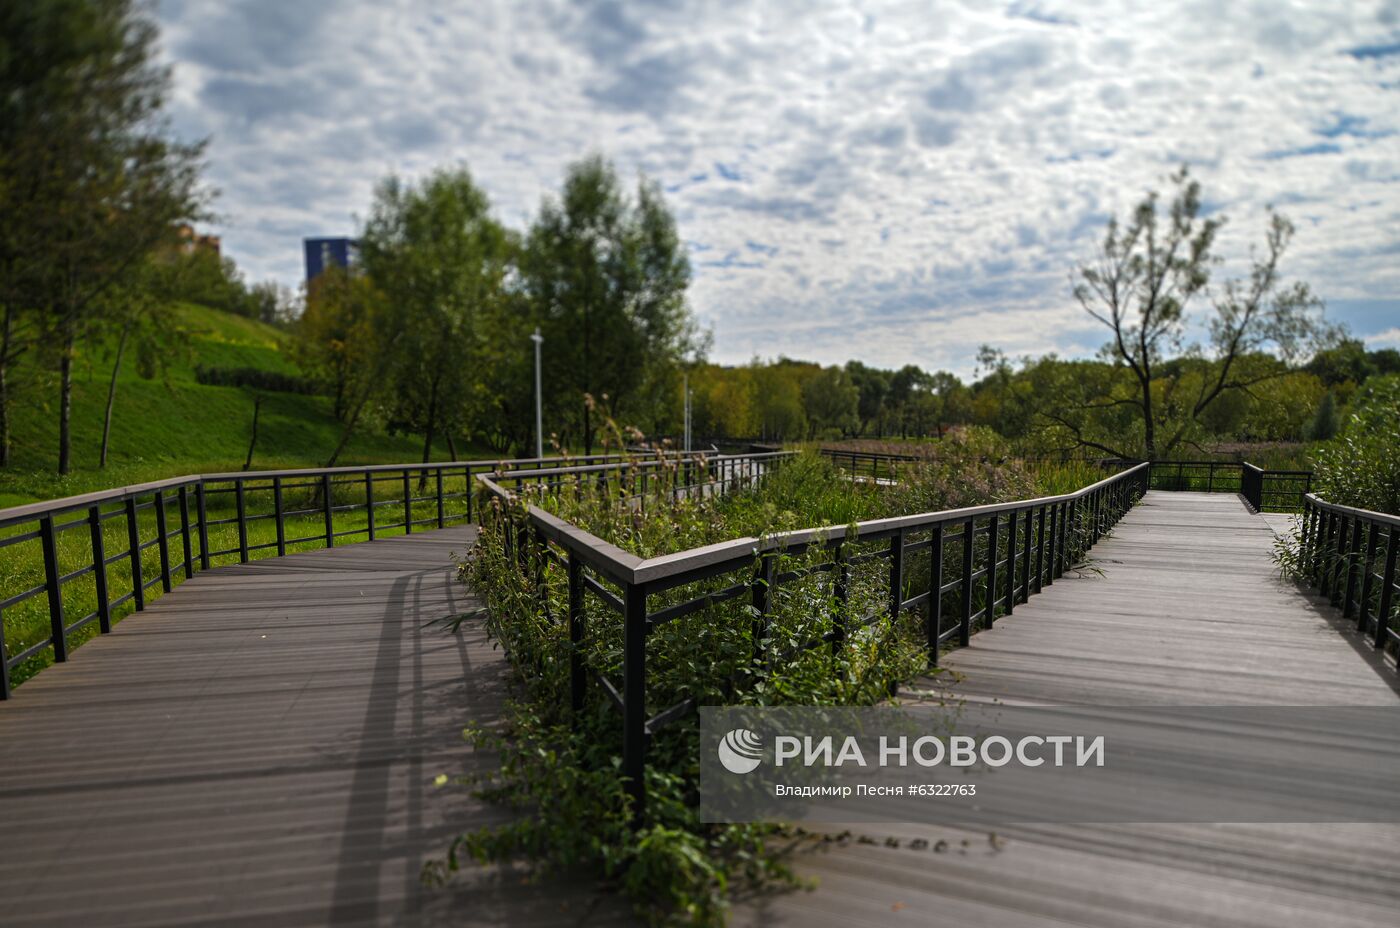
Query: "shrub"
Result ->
[[194, 365, 320, 395], [1308, 375, 1400, 515], [449, 444, 1079, 923]]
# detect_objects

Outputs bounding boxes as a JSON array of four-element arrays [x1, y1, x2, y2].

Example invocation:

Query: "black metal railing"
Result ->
[[0, 452, 653, 698], [1107, 459, 1312, 512], [818, 447, 921, 482], [1298, 494, 1399, 673], [478, 453, 1150, 825]]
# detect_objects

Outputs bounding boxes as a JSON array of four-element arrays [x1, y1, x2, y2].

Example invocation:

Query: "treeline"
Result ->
[[297, 157, 697, 463], [677, 336, 1400, 454], [963, 340, 1399, 458], [684, 359, 971, 442]]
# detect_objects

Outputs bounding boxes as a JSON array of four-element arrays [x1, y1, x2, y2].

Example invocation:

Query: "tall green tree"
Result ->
[[522, 156, 697, 453], [0, 0, 207, 473], [359, 167, 513, 465], [802, 366, 859, 438]]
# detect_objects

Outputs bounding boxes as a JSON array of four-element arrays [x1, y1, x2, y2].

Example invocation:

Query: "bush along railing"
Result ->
[[1296, 494, 1399, 674], [475, 456, 1150, 826], [0, 452, 654, 698]]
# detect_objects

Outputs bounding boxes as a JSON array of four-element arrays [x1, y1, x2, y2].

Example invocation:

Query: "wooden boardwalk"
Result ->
[[0, 528, 631, 927], [735, 492, 1400, 928], [2, 492, 1397, 926]]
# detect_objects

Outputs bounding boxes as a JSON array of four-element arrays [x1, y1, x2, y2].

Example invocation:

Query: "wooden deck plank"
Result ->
[[0, 527, 628, 927], [736, 491, 1400, 928]]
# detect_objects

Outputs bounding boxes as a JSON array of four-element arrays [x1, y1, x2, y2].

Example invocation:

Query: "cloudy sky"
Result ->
[[154, 0, 1400, 377]]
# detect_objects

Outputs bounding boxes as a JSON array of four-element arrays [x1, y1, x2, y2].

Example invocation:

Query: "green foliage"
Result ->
[[1068, 166, 1331, 459], [523, 155, 699, 453], [361, 166, 514, 463], [193, 366, 318, 394], [455, 440, 1055, 923], [1274, 375, 1400, 583], [0, 0, 209, 472], [799, 367, 858, 438], [1303, 390, 1339, 442], [1308, 375, 1400, 515]]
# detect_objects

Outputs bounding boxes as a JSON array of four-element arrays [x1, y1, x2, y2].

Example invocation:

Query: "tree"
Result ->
[[750, 360, 808, 441], [1304, 389, 1339, 442], [522, 155, 697, 453], [0, 0, 207, 473], [295, 265, 396, 466], [1071, 166, 1329, 459], [844, 360, 890, 436], [802, 366, 859, 438], [927, 370, 969, 437], [359, 167, 512, 466], [95, 253, 190, 467]]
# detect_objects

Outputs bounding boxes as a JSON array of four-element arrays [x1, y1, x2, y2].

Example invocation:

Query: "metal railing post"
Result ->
[[1004, 510, 1017, 617], [272, 478, 286, 557], [403, 470, 413, 534], [1020, 508, 1033, 603], [985, 514, 999, 629], [235, 479, 249, 563], [0, 611, 9, 699], [322, 473, 335, 548], [960, 518, 975, 645], [89, 506, 111, 633], [39, 515, 67, 662], [1035, 505, 1048, 592], [927, 525, 943, 667], [178, 486, 193, 579], [154, 490, 172, 593], [436, 468, 445, 529], [365, 472, 376, 540], [126, 496, 145, 610], [622, 584, 648, 829], [196, 481, 211, 571], [833, 542, 849, 664]]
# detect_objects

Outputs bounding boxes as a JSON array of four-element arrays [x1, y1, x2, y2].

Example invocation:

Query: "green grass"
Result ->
[[1, 301, 494, 508]]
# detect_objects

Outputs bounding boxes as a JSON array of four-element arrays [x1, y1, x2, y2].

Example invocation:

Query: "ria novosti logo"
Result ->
[[717, 728, 764, 774]]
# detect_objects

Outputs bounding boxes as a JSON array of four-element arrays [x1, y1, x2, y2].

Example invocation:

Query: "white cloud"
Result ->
[[155, 0, 1400, 378], [1367, 326, 1400, 348]]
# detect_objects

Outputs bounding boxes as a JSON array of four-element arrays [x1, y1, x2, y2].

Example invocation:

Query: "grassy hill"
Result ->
[[1, 302, 488, 508]]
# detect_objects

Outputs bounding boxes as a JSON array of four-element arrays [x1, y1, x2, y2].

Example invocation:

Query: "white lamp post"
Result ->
[[531, 328, 544, 459]]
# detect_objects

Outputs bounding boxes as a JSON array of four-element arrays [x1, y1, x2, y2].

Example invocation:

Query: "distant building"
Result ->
[[175, 223, 221, 257], [304, 237, 359, 283]]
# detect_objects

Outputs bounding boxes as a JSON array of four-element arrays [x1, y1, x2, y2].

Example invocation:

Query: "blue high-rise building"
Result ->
[[303, 237, 359, 282]]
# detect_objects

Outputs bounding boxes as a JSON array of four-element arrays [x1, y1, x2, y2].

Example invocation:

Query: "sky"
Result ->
[[153, 0, 1400, 379]]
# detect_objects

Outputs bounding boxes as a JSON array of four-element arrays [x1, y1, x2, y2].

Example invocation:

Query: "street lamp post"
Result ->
[[530, 328, 544, 460]]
